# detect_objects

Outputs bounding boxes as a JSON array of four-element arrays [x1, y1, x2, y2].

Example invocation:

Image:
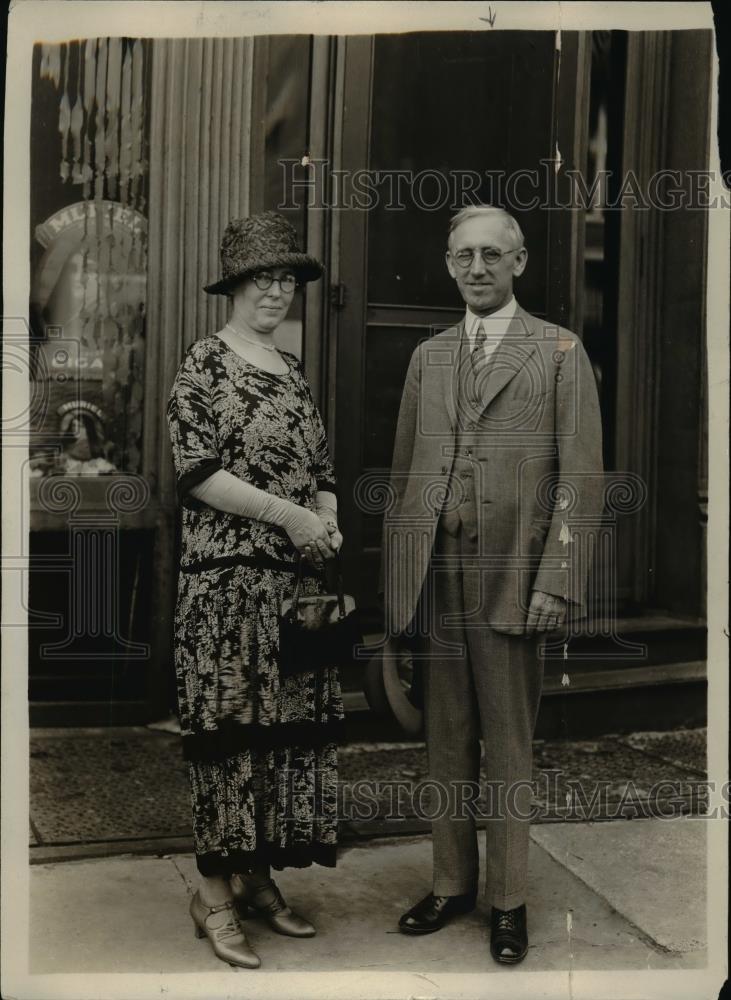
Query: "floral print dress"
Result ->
[[166, 336, 344, 876]]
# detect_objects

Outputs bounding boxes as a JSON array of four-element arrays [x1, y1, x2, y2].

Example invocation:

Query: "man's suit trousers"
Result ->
[[419, 520, 544, 911]]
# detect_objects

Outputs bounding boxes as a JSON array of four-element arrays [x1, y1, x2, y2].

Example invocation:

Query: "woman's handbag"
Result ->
[[279, 554, 363, 678]]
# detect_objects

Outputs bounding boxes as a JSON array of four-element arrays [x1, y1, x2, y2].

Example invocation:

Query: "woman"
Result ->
[[166, 212, 344, 969]]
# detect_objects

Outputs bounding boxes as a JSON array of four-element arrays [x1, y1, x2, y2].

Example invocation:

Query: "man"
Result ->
[[381, 205, 604, 964]]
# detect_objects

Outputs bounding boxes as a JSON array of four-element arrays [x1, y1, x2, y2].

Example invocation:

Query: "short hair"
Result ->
[[447, 206, 524, 250]]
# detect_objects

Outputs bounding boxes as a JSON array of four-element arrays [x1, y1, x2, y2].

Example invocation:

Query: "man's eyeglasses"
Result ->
[[452, 247, 524, 268], [251, 271, 298, 292]]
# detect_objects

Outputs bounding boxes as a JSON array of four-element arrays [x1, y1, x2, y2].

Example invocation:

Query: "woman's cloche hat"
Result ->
[[203, 211, 323, 295]]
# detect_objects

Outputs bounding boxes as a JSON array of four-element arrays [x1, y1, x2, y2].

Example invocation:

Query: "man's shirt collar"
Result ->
[[464, 297, 517, 350]]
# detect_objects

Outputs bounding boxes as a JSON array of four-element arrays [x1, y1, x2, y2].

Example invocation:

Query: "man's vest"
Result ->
[[440, 336, 487, 541]]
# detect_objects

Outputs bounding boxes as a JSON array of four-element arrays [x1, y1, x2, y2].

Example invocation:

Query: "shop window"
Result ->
[[29, 39, 151, 478]]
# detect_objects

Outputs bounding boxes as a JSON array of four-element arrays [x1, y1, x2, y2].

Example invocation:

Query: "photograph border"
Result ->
[[3, 3, 728, 998]]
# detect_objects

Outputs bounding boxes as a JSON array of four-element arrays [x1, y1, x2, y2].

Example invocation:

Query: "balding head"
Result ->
[[447, 206, 524, 251]]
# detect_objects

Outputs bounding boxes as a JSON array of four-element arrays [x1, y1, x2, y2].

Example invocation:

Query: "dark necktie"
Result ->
[[471, 321, 487, 371]]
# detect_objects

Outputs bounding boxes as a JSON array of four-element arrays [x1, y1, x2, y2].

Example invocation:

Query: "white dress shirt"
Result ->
[[464, 296, 517, 366]]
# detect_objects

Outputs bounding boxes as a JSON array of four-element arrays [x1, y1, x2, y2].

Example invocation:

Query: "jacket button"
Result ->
[[441, 465, 448, 474]]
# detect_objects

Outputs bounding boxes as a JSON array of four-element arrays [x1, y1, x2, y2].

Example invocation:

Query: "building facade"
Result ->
[[28, 30, 711, 726]]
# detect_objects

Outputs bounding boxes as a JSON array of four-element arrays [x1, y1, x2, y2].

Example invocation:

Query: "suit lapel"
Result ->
[[435, 307, 539, 427], [474, 305, 537, 415], [438, 321, 463, 430]]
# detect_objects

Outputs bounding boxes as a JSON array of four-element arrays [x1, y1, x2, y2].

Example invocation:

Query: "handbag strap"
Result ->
[[289, 553, 347, 620], [290, 555, 305, 618], [333, 554, 347, 619]]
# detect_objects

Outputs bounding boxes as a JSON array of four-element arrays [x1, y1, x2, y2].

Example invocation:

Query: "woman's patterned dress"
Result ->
[[166, 336, 344, 876]]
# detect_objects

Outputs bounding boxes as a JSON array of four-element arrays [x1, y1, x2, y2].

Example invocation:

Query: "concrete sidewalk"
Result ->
[[29, 820, 706, 976]]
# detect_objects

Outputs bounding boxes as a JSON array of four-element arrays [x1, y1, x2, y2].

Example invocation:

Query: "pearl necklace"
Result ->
[[225, 323, 277, 353]]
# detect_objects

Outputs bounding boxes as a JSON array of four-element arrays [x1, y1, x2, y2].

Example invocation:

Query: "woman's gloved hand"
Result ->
[[277, 502, 336, 568], [187, 469, 337, 568], [317, 515, 343, 553], [314, 490, 343, 554]]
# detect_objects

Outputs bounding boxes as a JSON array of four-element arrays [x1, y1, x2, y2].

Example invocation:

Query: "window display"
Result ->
[[29, 39, 150, 477]]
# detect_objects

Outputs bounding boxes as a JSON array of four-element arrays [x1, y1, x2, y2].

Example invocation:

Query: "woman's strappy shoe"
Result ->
[[231, 875, 316, 938], [189, 891, 261, 968]]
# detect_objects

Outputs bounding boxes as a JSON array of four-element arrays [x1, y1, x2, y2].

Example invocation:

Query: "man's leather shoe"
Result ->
[[399, 892, 477, 935], [490, 904, 528, 964]]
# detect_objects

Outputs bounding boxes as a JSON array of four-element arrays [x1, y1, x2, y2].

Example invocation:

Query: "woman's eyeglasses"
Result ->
[[452, 247, 524, 268], [251, 272, 298, 292]]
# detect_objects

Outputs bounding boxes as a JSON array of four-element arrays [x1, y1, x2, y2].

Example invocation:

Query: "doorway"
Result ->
[[327, 31, 588, 617]]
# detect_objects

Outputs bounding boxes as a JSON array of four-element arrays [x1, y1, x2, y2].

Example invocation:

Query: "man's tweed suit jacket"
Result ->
[[381, 304, 605, 636]]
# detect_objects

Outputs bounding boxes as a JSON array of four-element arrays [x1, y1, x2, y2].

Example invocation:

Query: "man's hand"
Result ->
[[525, 590, 567, 636]]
